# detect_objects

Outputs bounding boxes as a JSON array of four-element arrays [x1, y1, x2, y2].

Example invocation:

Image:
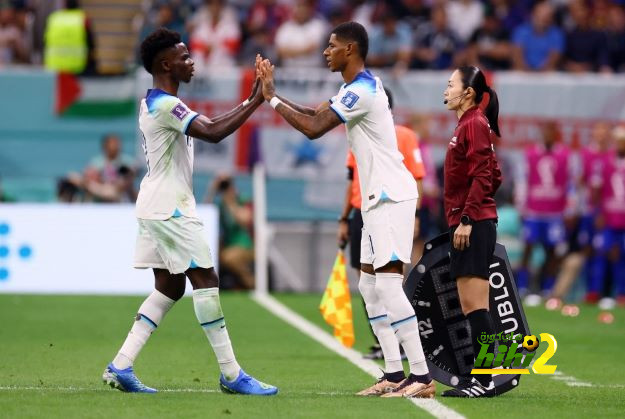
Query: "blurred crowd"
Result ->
[[141, 0, 625, 73], [411, 118, 625, 308], [2, 0, 625, 73]]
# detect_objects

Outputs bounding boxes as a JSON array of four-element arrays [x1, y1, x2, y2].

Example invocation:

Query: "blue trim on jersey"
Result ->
[[146, 88, 174, 114], [380, 190, 389, 201], [391, 314, 416, 329], [344, 70, 376, 94], [189, 259, 198, 269], [183, 113, 199, 135], [329, 103, 347, 123], [390, 252, 400, 261], [201, 317, 225, 327], [172, 208, 183, 217], [138, 314, 158, 329]]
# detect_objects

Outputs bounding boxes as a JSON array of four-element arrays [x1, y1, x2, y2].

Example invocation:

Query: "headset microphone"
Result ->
[[443, 92, 467, 105]]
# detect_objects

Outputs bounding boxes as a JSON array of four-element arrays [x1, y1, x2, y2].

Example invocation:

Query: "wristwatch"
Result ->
[[460, 214, 473, 226]]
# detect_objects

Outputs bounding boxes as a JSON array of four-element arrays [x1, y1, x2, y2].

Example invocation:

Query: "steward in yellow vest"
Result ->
[[44, 8, 88, 74]]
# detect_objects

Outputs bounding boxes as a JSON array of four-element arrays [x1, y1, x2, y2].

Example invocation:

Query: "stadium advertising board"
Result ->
[[0, 204, 218, 295]]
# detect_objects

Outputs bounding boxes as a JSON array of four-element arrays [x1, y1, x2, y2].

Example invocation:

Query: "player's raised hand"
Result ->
[[246, 54, 263, 103], [259, 59, 276, 101]]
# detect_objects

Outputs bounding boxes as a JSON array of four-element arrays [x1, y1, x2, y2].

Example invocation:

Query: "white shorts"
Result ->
[[134, 216, 214, 274], [360, 199, 416, 270]]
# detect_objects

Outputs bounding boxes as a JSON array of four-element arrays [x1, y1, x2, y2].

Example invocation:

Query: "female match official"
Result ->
[[441, 66, 502, 398]]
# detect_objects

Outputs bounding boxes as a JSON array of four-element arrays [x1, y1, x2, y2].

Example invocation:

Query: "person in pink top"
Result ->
[[516, 121, 572, 297], [590, 126, 625, 306], [578, 122, 613, 302]]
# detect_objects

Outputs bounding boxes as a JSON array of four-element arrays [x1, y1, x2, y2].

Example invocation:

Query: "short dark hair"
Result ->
[[332, 21, 368, 61], [140, 28, 181, 74]]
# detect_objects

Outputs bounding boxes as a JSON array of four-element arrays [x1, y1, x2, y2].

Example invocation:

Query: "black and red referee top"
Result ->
[[443, 106, 502, 227]]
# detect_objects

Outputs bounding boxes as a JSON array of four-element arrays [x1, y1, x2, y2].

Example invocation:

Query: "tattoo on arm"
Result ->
[[275, 103, 341, 139], [277, 95, 317, 116]]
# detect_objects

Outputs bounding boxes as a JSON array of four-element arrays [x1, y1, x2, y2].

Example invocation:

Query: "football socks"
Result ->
[[192, 288, 241, 381]]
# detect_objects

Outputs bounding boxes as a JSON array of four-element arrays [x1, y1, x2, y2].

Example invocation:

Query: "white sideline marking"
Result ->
[[550, 371, 593, 388], [252, 292, 465, 419]]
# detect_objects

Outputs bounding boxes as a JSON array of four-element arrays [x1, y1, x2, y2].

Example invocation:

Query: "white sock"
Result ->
[[113, 290, 176, 370], [192, 288, 241, 381], [375, 272, 429, 376], [358, 271, 403, 373]]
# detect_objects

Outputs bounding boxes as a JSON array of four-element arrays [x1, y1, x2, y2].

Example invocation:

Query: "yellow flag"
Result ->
[[319, 250, 355, 347]]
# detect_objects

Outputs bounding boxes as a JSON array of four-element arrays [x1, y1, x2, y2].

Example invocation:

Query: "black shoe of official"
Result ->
[[441, 378, 497, 398], [363, 345, 408, 361], [363, 345, 384, 360]]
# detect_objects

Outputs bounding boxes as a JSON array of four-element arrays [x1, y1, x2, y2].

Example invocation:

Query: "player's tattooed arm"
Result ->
[[260, 60, 340, 139], [275, 96, 321, 116]]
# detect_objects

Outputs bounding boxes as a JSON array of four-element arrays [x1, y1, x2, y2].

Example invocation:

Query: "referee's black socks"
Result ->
[[467, 308, 495, 387]]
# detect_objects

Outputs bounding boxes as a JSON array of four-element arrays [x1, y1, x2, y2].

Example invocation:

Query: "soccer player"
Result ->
[[579, 122, 613, 303], [336, 87, 426, 360], [102, 28, 277, 396], [516, 122, 571, 301], [440, 66, 502, 398], [592, 126, 625, 306], [258, 22, 435, 398]]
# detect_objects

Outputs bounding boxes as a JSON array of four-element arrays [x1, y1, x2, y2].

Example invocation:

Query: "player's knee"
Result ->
[[374, 278, 399, 302], [358, 277, 377, 302], [170, 285, 186, 301]]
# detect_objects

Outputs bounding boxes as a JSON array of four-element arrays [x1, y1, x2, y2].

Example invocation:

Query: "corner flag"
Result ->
[[319, 250, 355, 347]]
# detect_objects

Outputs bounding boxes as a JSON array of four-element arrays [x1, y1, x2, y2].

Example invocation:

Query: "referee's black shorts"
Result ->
[[449, 219, 497, 280], [348, 209, 364, 270]]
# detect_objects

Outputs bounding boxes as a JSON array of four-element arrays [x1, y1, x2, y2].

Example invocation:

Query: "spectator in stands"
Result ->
[[140, 2, 189, 47], [188, 0, 241, 69], [348, 0, 376, 31], [206, 175, 255, 290], [83, 134, 136, 203], [0, 176, 15, 202], [366, 9, 411, 74], [413, 5, 463, 70], [245, 0, 289, 41], [563, 0, 609, 73], [275, 0, 326, 67], [446, 0, 484, 44], [238, 0, 288, 65], [43, 0, 95, 74], [490, 0, 532, 32], [605, 4, 625, 72], [0, 2, 30, 65], [512, 2, 564, 72], [466, 8, 512, 70]]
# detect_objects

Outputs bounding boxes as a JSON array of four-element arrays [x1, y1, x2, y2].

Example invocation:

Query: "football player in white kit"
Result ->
[[258, 22, 434, 398], [102, 28, 277, 396]]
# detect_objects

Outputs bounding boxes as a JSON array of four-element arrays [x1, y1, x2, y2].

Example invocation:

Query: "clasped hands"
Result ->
[[246, 54, 278, 105]]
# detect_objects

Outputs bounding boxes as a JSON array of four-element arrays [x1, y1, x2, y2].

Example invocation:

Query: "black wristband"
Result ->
[[460, 214, 473, 226], [338, 216, 349, 223]]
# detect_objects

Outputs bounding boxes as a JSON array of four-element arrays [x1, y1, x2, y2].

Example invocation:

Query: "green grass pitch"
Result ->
[[1, 293, 624, 418]]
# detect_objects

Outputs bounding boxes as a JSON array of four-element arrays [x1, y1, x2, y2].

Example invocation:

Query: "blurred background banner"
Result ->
[[0, 204, 218, 295], [138, 68, 625, 173]]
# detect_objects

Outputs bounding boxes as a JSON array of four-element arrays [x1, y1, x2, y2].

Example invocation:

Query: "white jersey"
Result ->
[[136, 89, 199, 220], [329, 70, 418, 211]]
